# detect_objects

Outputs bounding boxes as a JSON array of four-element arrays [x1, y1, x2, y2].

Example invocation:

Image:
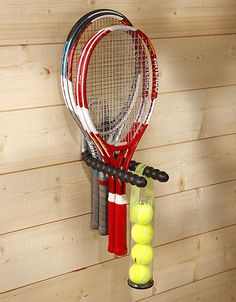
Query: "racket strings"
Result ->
[[86, 30, 152, 144], [71, 18, 121, 94]]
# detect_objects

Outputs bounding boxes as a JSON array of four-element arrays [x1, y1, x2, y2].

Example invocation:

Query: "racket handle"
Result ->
[[114, 198, 127, 256], [98, 172, 109, 235], [91, 169, 99, 229], [107, 192, 115, 253]]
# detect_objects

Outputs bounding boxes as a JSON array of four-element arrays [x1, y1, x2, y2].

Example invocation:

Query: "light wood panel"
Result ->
[[1, 141, 235, 237], [0, 106, 81, 174], [1, 1, 236, 299], [1, 35, 236, 111], [157, 35, 236, 93], [154, 180, 236, 246], [1, 90, 236, 174], [1, 132, 236, 235], [154, 225, 236, 293], [0, 225, 235, 297], [0, 162, 91, 235], [136, 133, 236, 197], [0, 215, 112, 293], [141, 85, 236, 149], [0, 270, 235, 302], [0, 44, 62, 110], [1, 0, 236, 45], [141, 269, 236, 302]]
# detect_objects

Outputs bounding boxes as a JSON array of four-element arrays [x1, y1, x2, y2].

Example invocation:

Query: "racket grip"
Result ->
[[114, 198, 127, 256], [107, 192, 115, 253], [98, 172, 109, 235], [91, 169, 99, 229]]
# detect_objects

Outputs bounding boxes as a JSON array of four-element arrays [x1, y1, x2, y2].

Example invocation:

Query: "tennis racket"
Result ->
[[61, 9, 132, 235], [76, 25, 159, 255]]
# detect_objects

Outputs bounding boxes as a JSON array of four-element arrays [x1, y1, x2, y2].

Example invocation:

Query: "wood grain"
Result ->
[[157, 35, 236, 92], [154, 225, 236, 293], [0, 162, 91, 235], [1, 90, 236, 174], [1, 133, 236, 236], [0, 106, 81, 174], [141, 269, 236, 302], [1, 145, 235, 238], [141, 85, 236, 149], [1, 1, 236, 298], [1, 35, 236, 111], [3, 128, 231, 201], [136, 133, 236, 197], [0, 225, 235, 296], [0, 269, 235, 302], [0, 215, 112, 293], [0, 44, 63, 111], [1, 0, 236, 45], [154, 180, 236, 246]]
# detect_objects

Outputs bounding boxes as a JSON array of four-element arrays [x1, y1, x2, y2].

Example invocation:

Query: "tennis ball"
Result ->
[[131, 244, 153, 265], [131, 224, 154, 244], [136, 204, 154, 224], [129, 264, 152, 285], [130, 203, 154, 224]]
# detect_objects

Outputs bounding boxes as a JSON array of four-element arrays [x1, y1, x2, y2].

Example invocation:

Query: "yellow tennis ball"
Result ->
[[131, 224, 154, 244], [130, 204, 154, 224], [131, 244, 153, 265], [129, 264, 152, 285], [135, 204, 154, 224]]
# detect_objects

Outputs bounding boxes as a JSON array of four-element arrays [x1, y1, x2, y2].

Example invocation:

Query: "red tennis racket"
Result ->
[[76, 25, 158, 255]]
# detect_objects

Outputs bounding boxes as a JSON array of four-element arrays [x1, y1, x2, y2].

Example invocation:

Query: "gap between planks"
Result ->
[[1, 177, 236, 237], [1, 32, 236, 48], [1, 83, 236, 114], [1, 242, 236, 297], [136, 267, 236, 302], [0, 131, 235, 177]]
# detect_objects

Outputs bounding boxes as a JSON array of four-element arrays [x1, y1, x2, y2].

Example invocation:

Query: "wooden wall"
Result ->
[[0, 1, 236, 301]]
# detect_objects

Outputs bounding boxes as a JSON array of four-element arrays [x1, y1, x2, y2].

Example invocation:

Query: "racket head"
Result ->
[[61, 10, 132, 156], [76, 25, 158, 158], [60, 10, 133, 236]]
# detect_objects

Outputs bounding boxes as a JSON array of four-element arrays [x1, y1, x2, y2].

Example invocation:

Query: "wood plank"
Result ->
[[0, 44, 63, 111], [1, 88, 236, 174], [1, 133, 236, 234], [1, 0, 236, 45], [1, 140, 235, 240], [1, 35, 236, 111], [0, 106, 81, 174], [136, 133, 236, 197], [0, 162, 91, 235], [0, 215, 112, 293], [141, 269, 236, 302], [157, 35, 236, 93], [141, 85, 236, 149], [154, 225, 236, 293], [0, 225, 235, 297], [1, 270, 235, 302], [154, 180, 236, 246]]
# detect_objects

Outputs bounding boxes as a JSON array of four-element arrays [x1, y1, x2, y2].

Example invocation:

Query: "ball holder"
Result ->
[[128, 163, 155, 289], [82, 150, 169, 188]]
